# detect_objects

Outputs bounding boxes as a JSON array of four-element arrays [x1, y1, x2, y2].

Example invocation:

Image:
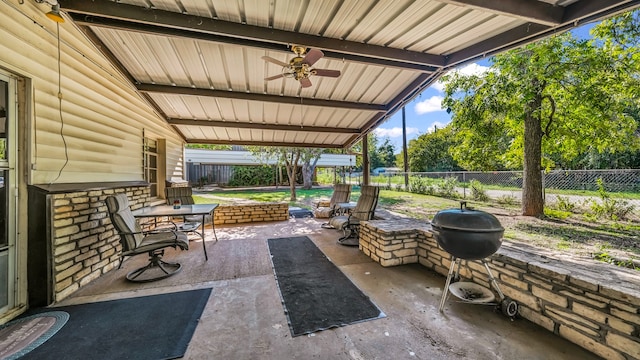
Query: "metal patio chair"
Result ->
[[106, 193, 189, 282], [314, 183, 352, 220], [165, 186, 203, 231], [328, 185, 380, 246]]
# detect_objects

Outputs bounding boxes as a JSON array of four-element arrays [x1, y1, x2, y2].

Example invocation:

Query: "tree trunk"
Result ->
[[283, 150, 300, 201], [286, 164, 297, 201], [301, 156, 320, 190], [522, 95, 544, 217], [302, 162, 314, 189]]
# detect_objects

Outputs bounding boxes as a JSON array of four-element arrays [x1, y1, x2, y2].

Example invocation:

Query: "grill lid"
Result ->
[[431, 201, 504, 233]]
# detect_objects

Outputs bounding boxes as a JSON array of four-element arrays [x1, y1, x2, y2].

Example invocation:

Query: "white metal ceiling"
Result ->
[[59, 0, 640, 148]]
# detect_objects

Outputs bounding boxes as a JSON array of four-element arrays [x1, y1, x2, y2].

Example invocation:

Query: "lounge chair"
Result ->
[[328, 185, 380, 246], [314, 183, 352, 219], [106, 194, 189, 282]]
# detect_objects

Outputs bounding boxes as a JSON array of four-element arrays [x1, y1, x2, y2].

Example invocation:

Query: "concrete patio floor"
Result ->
[[59, 217, 600, 360]]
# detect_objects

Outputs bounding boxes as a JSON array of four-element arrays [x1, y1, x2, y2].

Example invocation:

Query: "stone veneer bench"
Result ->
[[358, 218, 640, 360]]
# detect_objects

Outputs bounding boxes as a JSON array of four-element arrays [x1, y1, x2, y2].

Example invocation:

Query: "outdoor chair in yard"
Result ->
[[106, 194, 189, 282], [314, 183, 352, 222], [328, 185, 380, 246]]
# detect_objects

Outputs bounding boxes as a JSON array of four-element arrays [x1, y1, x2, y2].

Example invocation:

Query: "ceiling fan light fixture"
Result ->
[[263, 46, 340, 87], [46, 4, 65, 23]]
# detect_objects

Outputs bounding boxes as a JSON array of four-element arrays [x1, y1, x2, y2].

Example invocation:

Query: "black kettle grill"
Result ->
[[432, 202, 518, 318]]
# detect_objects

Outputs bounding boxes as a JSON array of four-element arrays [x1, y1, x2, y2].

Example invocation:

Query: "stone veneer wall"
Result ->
[[51, 186, 149, 301], [213, 203, 289, 224], [359, 219, 640, 360]]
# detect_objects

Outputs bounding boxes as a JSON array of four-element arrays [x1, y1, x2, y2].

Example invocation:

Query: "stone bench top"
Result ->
[[363, 218, 431, 234]]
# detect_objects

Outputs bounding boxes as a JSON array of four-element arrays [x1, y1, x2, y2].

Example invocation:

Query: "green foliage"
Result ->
[[543, 208, 572, 220], [227, 166, 274, 187], [409, 176, 435, 195], [352, 133, 397, 171], [496, 194, 519, 206], [315, 169, 336, 185], [443, 33, 637, 170], [437, 177, 459, 198], [593, 243, 640, 271], [469, 179, 489, 201], [377, 137, 397, 168], [588, 178, 635, 220], [441, 26, 640, 215], [555, 239, 572, 251], [406, 126, 460, 172], [185, 144, 232, 150], [554, 195, 576, 213]]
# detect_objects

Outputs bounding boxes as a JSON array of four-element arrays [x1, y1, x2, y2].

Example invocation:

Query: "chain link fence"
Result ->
[[348, 169, 640, 208]]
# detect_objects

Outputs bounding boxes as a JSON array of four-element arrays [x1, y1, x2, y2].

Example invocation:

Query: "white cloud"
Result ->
[[458, 63, 491, 76], [375, 127, 419, 138], [414, 96, 444, 114], [431, 63, 491, 93], [427, 121, 447, 133]]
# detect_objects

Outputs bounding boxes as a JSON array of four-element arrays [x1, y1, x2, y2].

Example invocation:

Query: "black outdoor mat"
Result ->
[[20, 288, 212, 360], [267, 236, 383, 337]]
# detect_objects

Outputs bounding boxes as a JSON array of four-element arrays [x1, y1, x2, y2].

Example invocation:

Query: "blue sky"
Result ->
[[374, 23, 595, 152]]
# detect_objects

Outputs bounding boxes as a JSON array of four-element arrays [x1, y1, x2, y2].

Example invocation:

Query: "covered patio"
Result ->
[[2, 0, 640, 358], [60, 218, 601, 360]]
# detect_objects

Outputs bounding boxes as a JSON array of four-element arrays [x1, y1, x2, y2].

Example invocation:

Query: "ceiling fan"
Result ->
[[261, 45, 341, 88]]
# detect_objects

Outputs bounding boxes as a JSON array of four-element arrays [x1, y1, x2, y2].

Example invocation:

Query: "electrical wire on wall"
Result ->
[[49, 21, 68, 184]]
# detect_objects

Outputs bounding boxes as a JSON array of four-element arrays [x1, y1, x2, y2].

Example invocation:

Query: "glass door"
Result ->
[[0, 72, 17, 316]]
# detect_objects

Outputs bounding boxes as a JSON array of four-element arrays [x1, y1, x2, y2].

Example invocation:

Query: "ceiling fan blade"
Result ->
[[265, 74, 286, 81], [302, 48, 324, 66], [299, 77, 312, 88], [313, 69, 341, 78], [261, 56, 289, 68]]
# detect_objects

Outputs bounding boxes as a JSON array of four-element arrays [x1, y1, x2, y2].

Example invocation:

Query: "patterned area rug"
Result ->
[[0, 311, 69, 359]]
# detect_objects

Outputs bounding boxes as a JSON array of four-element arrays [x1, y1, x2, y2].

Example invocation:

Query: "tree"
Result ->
[[351, 133, 379, 170], [300, 148, 323, 189], [377, 138, 397, 167], [404, 125, 461, 172], [442, 31, 638, 216], [247, 146, 323, 200], [185, 144, 232, 150]]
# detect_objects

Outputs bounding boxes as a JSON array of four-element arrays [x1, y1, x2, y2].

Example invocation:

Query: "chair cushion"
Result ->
[[329, 184, 351, 207], [132, 231, 189, 254], [328, 215, 349, 229], [106, 193, 144, 250], [313, 207, 333, 218]]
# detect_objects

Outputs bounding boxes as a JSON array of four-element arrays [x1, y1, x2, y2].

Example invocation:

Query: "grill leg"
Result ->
[[439, 257, 458, 312], [481, 259, 505, 301]]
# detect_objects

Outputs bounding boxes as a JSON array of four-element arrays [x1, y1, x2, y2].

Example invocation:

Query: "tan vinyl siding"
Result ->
[[0, 0, 184, 184]]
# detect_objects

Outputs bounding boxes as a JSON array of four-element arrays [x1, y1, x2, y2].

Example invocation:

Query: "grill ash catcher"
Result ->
[[431, 201, 518, 318]]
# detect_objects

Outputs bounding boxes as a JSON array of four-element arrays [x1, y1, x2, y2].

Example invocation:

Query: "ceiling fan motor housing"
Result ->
[[262, 46, 340, 86]]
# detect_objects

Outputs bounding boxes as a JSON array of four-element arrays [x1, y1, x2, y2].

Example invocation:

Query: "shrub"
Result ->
[[437, 176, 459, 198], [409, 176, 427, 194], [543, 207, 571, 220], [554, 195, 576, 213], [469, 179, 489, 202], [228, 165, 274, 186], [496, 194, 519, 205], [589, 178, 635, 220]]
